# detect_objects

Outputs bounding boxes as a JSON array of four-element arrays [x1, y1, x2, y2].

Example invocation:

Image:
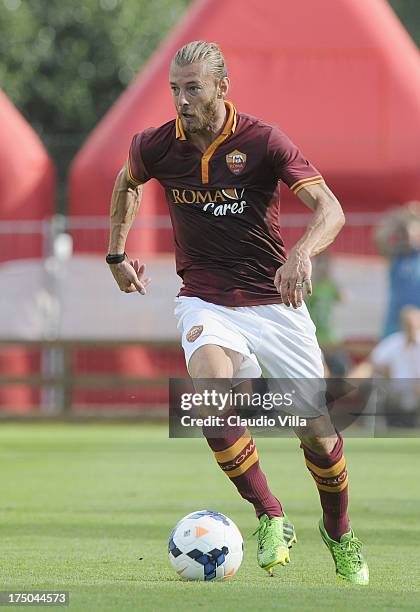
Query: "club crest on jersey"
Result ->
[[186, 325, 203, 343], [226, 150, 247, 175]]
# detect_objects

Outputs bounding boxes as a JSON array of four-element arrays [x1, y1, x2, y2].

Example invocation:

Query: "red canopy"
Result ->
[[0, 90, 55, 222], [69, 0, 420, 254], [0, 91, 55, 410]]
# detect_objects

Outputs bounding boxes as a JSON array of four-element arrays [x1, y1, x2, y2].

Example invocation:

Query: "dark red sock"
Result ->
[[301, 434, 350, 541], [204, 423, 283, 518]]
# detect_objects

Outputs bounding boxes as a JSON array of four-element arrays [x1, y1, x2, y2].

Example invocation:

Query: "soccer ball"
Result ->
[[168, 510, 243, 581]]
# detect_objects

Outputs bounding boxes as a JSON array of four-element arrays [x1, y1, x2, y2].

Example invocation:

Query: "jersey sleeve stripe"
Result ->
[[293, 177, 324, 194], [290, 174, 323, 192], [127, 157, 141, 185]]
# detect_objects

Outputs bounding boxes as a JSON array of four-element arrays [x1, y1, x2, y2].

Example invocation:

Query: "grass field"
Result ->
[[0, 424, 419, 611]]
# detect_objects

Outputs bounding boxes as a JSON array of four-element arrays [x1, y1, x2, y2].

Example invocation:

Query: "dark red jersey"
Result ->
[[128, 101, 323, 306]]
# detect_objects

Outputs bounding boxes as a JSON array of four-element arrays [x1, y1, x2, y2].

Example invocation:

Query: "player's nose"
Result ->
[[176, 90, 189, 108]]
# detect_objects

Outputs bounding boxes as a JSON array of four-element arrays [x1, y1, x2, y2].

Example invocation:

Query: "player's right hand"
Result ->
[[109, 258, 151, 294]]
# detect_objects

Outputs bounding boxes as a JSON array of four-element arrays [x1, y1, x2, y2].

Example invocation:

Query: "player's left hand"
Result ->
[[274, 248, 312, 308]]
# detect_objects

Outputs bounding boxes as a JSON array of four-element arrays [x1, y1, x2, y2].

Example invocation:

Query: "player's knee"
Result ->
[[189, 359, 231, 378], [188, 345, 238, 378], [300, 435, 337, 455]]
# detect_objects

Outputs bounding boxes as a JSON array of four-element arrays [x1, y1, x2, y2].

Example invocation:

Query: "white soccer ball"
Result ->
[[168, 510, 243, 581]]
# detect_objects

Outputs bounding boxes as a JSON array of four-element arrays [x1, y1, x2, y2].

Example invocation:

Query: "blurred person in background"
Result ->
[[305, 252, 350, 376], [371, 306, 420, 427], [305, 252, 341, 346], [350, 306, 420, 427], [375, 202, 420, 338]]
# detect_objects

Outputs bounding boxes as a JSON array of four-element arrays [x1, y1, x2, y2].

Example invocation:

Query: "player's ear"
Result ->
[[218, 77, 230, 98]]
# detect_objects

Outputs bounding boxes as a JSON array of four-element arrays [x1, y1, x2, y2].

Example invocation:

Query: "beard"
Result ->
[[180, 95, 219, 134]]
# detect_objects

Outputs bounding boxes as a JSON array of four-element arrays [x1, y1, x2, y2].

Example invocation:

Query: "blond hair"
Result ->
[[171, 40, 228, 80]]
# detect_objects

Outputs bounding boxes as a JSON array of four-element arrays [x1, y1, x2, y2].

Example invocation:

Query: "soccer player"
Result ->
[[107, 41, 368, 585]]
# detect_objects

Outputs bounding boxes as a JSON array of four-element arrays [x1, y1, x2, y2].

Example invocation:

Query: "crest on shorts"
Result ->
[[186, 325, 203, 343], [226, 150, 247, 175]]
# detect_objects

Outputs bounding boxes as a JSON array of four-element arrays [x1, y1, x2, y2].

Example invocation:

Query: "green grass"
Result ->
[[0, 424, 419, 611]]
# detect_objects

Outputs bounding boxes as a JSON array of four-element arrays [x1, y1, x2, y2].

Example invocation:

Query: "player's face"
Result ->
[[169, 62, 222, 134]]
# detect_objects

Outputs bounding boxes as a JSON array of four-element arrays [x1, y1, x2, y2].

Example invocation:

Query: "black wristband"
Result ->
[[106, 252, 127, 265]]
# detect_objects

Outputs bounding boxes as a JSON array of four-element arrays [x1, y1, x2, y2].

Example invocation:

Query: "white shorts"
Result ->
[[174, 296, 326, 417]]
